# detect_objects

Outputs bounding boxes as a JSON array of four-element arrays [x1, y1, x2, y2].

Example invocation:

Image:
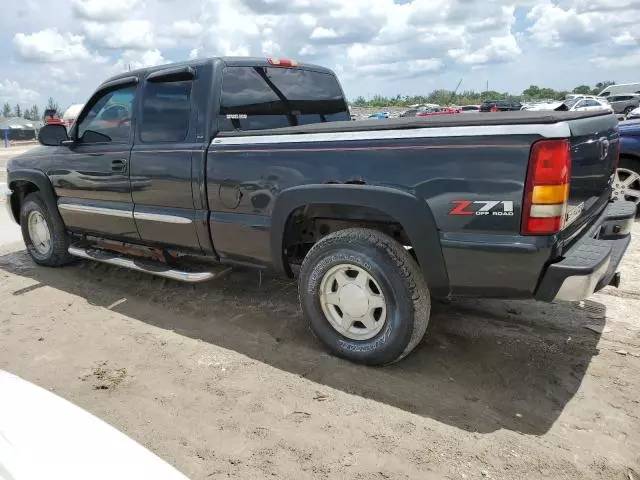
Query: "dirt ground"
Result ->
[[1, 203, 639, 479]]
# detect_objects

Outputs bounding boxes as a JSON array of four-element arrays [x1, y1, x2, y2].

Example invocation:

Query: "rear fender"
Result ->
[[270, 184, 450, 298]]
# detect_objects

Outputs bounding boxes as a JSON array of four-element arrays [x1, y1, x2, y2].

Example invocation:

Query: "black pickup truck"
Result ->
[[5, 57, 635, 365]]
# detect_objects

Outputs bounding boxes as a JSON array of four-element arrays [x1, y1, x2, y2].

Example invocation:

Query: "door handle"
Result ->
[[112, 159, 127, 172]]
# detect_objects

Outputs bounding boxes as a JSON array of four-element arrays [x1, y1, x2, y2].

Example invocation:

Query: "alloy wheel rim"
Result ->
[[612, 168, 640, 205], [318, 264, 387, 341]]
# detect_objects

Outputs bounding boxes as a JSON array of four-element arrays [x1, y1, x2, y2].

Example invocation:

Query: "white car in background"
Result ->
[[561, 96, 613, 112], [626, 106, 640, 120], [61, 103, 85, 129], [0, 369, 190, 480]]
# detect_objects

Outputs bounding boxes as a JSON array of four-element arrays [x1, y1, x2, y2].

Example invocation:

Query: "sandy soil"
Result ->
[[0, 202, 639, 479]]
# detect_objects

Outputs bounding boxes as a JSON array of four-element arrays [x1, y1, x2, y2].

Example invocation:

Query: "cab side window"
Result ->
[[139, 80, 193, 143], [77, 86, 136, 144]]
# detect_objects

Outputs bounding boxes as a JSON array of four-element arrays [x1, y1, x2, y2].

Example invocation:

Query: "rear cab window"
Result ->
[[218, 65, 349, 132]]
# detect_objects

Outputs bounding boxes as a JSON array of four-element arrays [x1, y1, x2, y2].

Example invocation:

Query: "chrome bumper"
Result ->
[[535, 201, 635, 302]]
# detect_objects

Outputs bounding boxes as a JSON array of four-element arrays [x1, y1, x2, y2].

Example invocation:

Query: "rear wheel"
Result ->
[[623, 106, 635, 116], [298, 228, 430, 365], [20, 192, 73, 266]]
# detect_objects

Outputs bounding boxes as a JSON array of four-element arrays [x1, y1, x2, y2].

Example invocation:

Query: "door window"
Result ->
[[139, 80, 193, 142], [77, 86, 136, 144]]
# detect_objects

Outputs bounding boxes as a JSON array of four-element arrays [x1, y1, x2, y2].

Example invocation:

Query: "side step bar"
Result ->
[[68, 246, 232, 283]]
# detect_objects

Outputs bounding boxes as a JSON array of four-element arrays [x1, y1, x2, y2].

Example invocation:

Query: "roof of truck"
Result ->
[[100, 57, 335, 87]]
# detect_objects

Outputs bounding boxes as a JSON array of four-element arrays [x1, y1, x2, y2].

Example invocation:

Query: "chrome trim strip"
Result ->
[[134, 212, 192, 224], [58, 203, 133, 219], [212, 123, 572, 146]]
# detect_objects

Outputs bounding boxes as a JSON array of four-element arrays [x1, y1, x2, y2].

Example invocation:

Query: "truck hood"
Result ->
[[0, 370, 190, 480]]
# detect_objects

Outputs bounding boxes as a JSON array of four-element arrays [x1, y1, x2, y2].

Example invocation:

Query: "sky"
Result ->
[[0, 0, 639, 111]]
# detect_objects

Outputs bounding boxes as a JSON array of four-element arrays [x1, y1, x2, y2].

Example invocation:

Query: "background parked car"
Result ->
[[606, 94, 640, 115], [459, 105, 480, 112], [62, 103, 85, 128], [479, 100, 522, 112], [554, 97, 612, 112], [598, 82, 640, 97], [627, 106, 640, 120], [615, 120, 640, 209], [367, 111, 389, 119], [415, 106, 458, 117], [399, 108, 419, 117], [43, 108, 65, 126]]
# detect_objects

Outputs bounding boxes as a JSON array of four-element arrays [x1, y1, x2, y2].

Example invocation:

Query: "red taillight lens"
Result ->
[[529, 139, 571, 185], [521, 139, 571, 235]]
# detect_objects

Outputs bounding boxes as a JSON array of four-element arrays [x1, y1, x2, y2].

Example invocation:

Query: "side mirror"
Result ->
[[38, 124, 70, 146]]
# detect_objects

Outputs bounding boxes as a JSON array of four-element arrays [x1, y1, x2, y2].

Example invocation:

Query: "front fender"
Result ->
[[271, 184, 450, 298]]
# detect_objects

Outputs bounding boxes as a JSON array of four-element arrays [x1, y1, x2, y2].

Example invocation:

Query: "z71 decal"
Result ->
[[449, 200, 514, 216]]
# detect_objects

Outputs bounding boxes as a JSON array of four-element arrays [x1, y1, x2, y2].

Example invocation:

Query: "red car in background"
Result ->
[[43, 108, 65, 126], [415, 106, 459, 117]]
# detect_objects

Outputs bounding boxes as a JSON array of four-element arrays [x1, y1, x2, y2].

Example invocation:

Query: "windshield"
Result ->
[[564, 98, 580, 108]]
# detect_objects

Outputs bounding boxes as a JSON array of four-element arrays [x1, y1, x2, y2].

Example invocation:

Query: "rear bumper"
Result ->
[[535, 201, 635, 302]]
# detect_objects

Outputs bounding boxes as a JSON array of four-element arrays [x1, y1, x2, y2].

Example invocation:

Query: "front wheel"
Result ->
[[298, 228, 431, 365], [20, 192, 73, 266]]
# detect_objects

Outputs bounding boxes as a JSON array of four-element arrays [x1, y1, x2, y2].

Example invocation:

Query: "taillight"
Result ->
[[267, 58, 298, 67], [521, 139, 571, 235]]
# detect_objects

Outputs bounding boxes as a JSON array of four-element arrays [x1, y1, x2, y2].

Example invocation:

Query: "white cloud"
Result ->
[[71, 0, 143, 22], [527, 1, 640, 48], [310, 27, 338, 40], [169, 20, 204, 39], [3, 0, 640, 109], [13, 29, 95, 63], [449, 35, 522, 66], [83, 20, 157, 50], [0, 79, 39, 103], [591, 49, 640, 69], [49, 66, 85, 83], [112, 49, 167, 73]]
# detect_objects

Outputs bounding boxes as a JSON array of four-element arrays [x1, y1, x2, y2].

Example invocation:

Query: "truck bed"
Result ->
[[216, 110, 614, 137]]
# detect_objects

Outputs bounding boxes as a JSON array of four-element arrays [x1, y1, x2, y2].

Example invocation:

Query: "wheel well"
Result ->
[[8, 180, 40, 221], [282, 203, 413, 268]]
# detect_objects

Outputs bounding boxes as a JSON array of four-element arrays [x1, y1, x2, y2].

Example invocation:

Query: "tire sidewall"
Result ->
[[300, 243, 415, 365], [20, 198, 55, 263]]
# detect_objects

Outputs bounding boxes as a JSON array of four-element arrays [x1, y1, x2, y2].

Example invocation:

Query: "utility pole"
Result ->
[[486, 80, 489, 92]]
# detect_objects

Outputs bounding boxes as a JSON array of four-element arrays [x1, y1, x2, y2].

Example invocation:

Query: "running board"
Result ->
[[68, 246, 232, 283]]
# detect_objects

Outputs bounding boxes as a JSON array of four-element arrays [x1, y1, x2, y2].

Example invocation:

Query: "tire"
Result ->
[[19, 192, 73, 267], [623, 106, 635, 116], [298, 228, 431, 365]]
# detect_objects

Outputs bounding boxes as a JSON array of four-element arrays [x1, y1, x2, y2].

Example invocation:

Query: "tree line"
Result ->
[[2, 97, 60, 122], [350, 81, 616, 107]]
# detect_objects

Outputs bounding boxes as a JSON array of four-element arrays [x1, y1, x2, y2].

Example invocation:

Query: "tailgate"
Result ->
[[561, 113, 619, 242]]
